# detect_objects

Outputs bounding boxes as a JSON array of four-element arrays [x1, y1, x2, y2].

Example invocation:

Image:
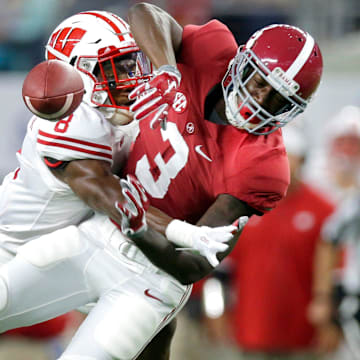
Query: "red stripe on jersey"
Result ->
[[37, 139, 112, 160], [80, 12, 125, 41], [44, 157, 64, 168], [38, 130, 112, 152], [13, 167, 20, 180]]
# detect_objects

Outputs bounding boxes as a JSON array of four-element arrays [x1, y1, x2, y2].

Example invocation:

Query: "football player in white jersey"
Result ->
[[0, 10, 229, 268], [0, 11, 242, 360], [0, 11, 149, 259]]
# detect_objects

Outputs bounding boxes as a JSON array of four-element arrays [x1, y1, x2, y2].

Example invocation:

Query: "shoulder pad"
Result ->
[[36, 103, 114, 163]]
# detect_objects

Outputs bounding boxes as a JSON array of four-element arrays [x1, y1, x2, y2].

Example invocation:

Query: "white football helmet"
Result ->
[[45, 11, 152, 120], [222, 24, 323, 135]]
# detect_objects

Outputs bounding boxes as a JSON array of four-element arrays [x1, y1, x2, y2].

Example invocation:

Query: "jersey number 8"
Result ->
[[54, 114, 74, 133]]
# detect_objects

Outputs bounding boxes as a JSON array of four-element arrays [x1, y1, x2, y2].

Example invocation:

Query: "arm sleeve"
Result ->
[[36, 105, 114, 164], [214, 147, 290, 214]]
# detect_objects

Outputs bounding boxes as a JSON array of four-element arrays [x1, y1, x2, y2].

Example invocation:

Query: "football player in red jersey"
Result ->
[[124, 1, 323, 255], [0, 6, 324, 360], [118, 2, 323, 357], [0, 11, 239, 360]]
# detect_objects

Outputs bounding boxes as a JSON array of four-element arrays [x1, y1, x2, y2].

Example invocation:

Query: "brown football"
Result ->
[[22, 60, 84, 120]]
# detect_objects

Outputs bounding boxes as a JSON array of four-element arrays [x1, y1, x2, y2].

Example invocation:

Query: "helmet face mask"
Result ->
[[222, 24, 323, 135], [91, 48, 148, 108], [45, 11, 152, 113]]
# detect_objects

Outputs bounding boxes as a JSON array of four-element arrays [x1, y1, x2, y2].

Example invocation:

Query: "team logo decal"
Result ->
[[144, 289, 163, 303], [195, 145, 212, 162], [172, 91, 188, 113], [48, 27, 86, 57]]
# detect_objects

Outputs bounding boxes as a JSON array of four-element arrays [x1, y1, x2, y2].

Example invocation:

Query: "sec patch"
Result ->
[[172, 92, 188, 114]]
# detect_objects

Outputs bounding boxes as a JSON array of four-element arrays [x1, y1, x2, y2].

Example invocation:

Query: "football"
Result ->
[[22, 60, 84, 120]]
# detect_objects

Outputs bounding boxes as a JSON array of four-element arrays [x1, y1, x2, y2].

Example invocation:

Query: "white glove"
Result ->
[[189, 225, 235, 267], [165, 218, 248, 267]]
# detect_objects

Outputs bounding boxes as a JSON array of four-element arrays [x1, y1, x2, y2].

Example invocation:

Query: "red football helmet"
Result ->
[[222, 24, 323, 135]]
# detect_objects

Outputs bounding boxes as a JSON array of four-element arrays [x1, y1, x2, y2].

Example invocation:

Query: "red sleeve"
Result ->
[[178, 20, 238, 92], [213, 132, 290, 213], [227, 151, 289, 213]]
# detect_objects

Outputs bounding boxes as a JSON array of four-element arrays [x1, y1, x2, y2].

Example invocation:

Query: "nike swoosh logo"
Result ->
[[195, 145, 212, 162], [144, 289, 163, 303]]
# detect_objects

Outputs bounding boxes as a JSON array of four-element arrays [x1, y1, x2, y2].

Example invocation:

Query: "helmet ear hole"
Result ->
[[93, 63, 100, 78], [70, 56, 77, 66], [241, 64, 254, 82]]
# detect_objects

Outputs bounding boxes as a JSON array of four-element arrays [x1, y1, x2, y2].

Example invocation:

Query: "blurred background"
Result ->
[[1, 0, 360, 359]]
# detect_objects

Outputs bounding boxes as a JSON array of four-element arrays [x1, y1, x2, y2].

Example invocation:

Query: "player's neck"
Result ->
[[205, 83, 228, 125], [208, 99, 228, 125]]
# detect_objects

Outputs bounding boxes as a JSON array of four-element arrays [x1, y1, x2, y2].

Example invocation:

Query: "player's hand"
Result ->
[[166, 217, 248, 267], [129, 65, 181, 130], [192, 216, 248, 267], [190, 225, 236, 267], [115, 175, 150, 237]]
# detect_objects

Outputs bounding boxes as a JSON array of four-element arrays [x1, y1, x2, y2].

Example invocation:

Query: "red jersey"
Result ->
[[125, 21, 289, 223], [229, 182, 335, 350]]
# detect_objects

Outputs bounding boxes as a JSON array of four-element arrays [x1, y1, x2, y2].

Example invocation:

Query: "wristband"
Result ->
[[165, 219, 194, 248]]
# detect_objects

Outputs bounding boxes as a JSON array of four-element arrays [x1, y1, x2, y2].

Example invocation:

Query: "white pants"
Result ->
[[0, 214, 191, 360]]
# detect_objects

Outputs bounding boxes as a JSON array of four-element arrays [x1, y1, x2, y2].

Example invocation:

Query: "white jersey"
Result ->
[[0, 103, 114, 252]]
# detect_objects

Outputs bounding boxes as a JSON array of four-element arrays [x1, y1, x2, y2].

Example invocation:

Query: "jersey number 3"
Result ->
[[135, 123, 189, 198]]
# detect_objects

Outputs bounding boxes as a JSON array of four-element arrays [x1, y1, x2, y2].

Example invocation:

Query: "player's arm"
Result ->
[[132, 226, 242, 285], [50, 157, 242, 278], [127, 193, 254, 284], [48, 159, 127, 225], [308, 238, 340, 327], [127, 3, 183, 126], [148, 193, 255, 261], [198, 193, 256, 258], [127, 2, 183, 68]]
